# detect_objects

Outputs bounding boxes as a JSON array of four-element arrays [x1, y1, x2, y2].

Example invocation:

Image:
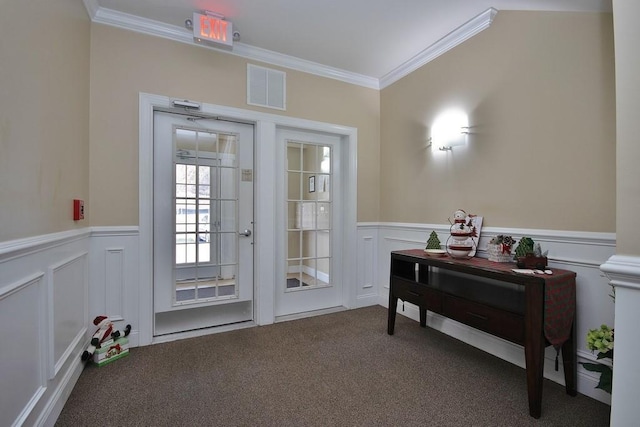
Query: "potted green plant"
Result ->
[[581, 324, 614, 394], [580, 287, 615, 394], [513, 237, 548, 269]]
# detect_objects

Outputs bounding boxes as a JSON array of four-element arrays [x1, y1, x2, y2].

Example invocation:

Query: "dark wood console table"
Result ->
[[387, 249, 577, 419]]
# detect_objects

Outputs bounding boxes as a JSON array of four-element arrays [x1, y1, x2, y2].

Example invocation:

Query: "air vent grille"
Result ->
[[247, 64, 286, 110]]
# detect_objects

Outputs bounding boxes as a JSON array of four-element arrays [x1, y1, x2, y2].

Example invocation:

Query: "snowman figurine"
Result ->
[[451, 209, 470, 233]]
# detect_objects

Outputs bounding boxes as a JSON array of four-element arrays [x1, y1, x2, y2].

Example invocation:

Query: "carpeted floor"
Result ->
[[56, 306, 610, 426]]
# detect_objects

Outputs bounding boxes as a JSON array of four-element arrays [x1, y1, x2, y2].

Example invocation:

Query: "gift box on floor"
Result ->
[[93, 337, 129, 366]]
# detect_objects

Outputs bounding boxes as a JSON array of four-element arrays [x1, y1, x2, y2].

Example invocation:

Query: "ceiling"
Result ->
[[86, 0, 612, 88]]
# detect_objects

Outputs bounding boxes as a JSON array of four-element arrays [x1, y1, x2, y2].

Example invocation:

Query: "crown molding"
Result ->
[[84, 2, 497, 91], [93, 6, 193, 44], [87, 3, 379, 89], [379, 7, 498, 89], [83, 0, 99, 20], [231, 43, 379, 89]]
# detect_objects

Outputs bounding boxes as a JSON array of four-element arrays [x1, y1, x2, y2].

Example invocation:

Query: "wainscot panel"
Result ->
[[357, 222, 616, 405], [0, 229, 90, 427], [356, 225, 379, 307], [89, 227, 140, 348]]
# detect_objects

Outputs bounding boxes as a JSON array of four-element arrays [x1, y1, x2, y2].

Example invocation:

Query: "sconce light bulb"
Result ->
[[431, 109, 469, 151]]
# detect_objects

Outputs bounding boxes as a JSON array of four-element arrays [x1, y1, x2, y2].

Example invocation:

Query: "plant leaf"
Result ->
[[596, 350, 613, 360], [580, 363, 613, 394], [596, 368, 613, 394], [580, 362, 608, 373]]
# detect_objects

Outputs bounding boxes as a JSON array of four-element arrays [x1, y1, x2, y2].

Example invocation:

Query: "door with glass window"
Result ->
[[276, 129, 342, 317], [153, 110, 254, 335]]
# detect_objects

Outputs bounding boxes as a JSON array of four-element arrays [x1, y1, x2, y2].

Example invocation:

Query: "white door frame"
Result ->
[[138, 92, 358, 346]]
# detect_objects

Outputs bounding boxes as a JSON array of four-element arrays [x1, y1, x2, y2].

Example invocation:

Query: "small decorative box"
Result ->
[[487, 243, 513, 263], [93, 337, 129, 366]]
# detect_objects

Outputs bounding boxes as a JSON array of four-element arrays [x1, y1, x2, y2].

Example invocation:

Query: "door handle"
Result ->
[[239, 229, 252, 237]]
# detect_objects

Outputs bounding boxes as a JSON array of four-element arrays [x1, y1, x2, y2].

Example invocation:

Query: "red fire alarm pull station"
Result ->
[[73, 199, 84, 220]]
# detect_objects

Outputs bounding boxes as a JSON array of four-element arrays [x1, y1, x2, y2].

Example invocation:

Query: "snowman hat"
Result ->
[[93, 316, 109, 326]]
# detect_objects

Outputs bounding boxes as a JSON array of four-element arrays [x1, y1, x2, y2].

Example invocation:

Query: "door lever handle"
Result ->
[[239, 229, 252, 237]]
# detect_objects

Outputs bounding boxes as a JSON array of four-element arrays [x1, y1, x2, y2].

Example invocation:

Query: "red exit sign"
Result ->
[[193, 12, 233, 47]]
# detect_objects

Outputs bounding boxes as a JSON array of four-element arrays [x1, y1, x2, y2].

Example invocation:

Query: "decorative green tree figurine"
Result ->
[[426, 231, 442, 250], [513, 237, 535, 260]]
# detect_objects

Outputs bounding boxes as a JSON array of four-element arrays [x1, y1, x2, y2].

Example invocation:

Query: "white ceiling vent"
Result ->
[[247, 64, 286, 110]]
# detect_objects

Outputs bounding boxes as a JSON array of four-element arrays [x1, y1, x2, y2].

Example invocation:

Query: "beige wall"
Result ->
[[380, 11, 615, 232], [1, 9, 618, 240], [89, 24, 380, 226], [0, 0, 90, 241], [612, 0, 640, 255]]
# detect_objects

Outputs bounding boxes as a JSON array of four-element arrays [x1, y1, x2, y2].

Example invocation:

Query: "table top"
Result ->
[[392, 249, 576, 283]]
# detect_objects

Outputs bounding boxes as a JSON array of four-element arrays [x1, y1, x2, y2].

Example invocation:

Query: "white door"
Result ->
[[276, 128, 343, 317], [153, 110, 254, 335]]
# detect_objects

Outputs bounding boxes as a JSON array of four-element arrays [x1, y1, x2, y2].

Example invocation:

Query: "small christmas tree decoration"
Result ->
[[513, 237, 535, 260], [426, 231, 442, 250], [514, 237, 548, 269]]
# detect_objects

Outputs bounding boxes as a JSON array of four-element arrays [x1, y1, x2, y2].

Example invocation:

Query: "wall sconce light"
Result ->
[[431, 110, 469, 151]]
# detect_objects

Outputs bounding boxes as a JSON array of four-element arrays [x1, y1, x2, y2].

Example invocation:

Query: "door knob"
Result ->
[[239, 229, 252, 237]]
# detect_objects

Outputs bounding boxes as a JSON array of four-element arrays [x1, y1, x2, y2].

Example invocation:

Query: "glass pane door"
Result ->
[[286, 142, 332, 290], [173, 128, 238, 304], [153, 110, 254, 335]]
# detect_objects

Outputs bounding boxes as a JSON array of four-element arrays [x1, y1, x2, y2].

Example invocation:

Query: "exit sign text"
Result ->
[[193, 12, 233, 47]]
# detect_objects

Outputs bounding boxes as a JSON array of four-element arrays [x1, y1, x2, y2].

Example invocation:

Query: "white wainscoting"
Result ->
[[356, 222, 616, 405], [50, 252, 88, 379], [355, 225, 379, 308], [89, 227, 140, 347], [601, 255, 640, 423], [0, 222, 618, 426], [0, 229, 90, 427]]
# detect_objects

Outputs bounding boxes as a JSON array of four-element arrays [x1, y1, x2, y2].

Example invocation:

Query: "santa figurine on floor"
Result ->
[[81, 315, 131, 362]]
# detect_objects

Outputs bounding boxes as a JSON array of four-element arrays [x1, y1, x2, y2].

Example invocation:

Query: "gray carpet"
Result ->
[[56, 306, 610, 426]]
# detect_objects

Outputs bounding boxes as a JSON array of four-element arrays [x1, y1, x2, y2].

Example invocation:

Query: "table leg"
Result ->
[[562, 322, 577, 396], [387, 293, 397, 335], [419, 307, 427, 327], [524, 282, 545, 419]]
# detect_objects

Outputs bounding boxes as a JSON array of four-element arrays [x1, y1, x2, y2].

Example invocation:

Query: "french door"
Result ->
[[153, 110, 254, 335], [276, 128, 343, 317]]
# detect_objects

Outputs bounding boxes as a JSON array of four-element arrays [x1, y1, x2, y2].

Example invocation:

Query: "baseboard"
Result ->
[[37, 356, 85, 427], [354, 293, 379, 308], [275, 306, 347, 323], [152, 321, 256, 345]]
